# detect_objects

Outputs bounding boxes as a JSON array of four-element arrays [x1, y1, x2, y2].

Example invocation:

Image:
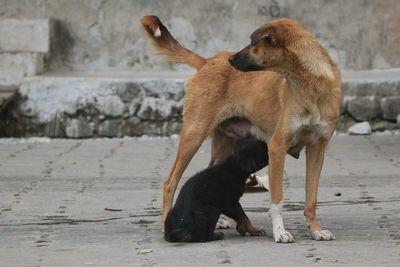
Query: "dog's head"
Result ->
[[233, 137, 268, 173], [229, 18, 334, 79]]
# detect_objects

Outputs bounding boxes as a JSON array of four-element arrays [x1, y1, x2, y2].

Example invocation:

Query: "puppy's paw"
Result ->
[[236, 225, 246, 236], [311, 229, 335, 241], [213, 232, 225, 240], [273, 230, 295, 243], [216, 216, 231, 229], [248, 228, 267, 236]]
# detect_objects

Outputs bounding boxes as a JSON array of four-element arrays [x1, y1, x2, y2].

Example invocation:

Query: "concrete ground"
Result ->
[[0, 135, 399, 267]]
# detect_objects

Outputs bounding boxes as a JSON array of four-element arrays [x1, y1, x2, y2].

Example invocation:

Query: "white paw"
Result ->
[[311, 229, 335, 241], [273, 229, 295, 243], [216, 216, 231, 229], [255, 174, 270, 191]]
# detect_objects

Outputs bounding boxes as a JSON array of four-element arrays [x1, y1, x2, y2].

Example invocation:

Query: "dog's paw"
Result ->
[[216, 216, 231, 229], [273, 230, 295, 243], [249, 228, 267, 236], [311, 229, 335, 241]]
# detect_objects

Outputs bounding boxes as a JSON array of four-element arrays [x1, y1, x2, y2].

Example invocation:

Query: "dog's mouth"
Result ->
[[228, 51, 264, 72]]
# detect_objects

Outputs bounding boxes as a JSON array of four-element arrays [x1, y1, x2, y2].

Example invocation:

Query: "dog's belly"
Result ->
[[289, 116, 329, 153], [218, 117, 272, 141]]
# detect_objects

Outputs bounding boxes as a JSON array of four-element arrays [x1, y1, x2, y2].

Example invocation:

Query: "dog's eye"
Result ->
[[264, 35, 273, 45], [264, 34, 279, 47]]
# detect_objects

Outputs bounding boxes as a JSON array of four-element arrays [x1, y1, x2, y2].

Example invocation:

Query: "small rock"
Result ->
[[138, 248, 153, 255], [347, 122, 372, 135], [334, 192, 341, 196]]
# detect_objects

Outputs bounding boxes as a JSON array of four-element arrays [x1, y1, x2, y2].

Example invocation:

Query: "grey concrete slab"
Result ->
[[0, 135, 399, 267], [0, 19, 49, 53]]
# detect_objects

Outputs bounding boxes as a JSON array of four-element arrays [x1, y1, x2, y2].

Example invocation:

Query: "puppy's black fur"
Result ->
[[164, 137, 269, 242]]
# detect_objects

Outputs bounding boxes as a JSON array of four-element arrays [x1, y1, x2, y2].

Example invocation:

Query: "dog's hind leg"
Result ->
[[162, 123, 211, 232], [305, 138, 335, 241]]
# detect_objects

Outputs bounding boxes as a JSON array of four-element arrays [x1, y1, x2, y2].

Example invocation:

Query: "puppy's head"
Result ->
[[233, 137, 268, 173], [229, 18, 331, 77]]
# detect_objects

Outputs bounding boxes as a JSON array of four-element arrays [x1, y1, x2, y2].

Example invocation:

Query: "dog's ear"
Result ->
[[250, 25, 284, 47]]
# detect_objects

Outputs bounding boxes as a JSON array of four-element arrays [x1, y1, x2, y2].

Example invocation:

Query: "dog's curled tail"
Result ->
[[141, 15, 207, 70], [164, 228, 192, 243]]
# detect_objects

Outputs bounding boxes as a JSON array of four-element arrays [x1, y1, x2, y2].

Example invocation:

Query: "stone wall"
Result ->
[[2, 76, 185, 137], [1, 0, 400, 137], [0, 0, 399, 72], [2, 74, 399, 138]]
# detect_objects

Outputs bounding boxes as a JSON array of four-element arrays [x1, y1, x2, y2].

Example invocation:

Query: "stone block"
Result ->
[[347, 96, 381, 121], [98, 119, 125, 137], [65, 119, 94, 138], [95, 96, 125, 117], [0, 53, 45, 85], [381, 96, 400, 121], [126, 117, 143, 136], [0, 19, 50, 53], [137, 96, 182, 120]]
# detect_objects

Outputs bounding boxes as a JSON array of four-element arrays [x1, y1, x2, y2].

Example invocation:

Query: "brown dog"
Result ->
[[141, 16, 341, 242]]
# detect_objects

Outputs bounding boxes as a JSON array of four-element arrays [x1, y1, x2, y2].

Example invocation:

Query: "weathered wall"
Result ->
[[1, 74, 399, 138], [1, 0, 399, 72]]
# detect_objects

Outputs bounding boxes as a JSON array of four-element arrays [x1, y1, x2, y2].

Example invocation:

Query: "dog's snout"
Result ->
[[229, 50, 264, 72], [228, 54, 237, 64]]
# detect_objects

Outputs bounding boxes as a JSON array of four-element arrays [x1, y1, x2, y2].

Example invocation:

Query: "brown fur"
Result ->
[[141, 16, 341, 238]]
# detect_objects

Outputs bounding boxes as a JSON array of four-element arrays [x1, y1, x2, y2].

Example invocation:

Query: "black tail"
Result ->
[[164, 228, 192, 242]]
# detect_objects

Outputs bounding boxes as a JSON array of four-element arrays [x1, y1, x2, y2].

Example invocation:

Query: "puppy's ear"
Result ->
[[250, 25, 284, 47]]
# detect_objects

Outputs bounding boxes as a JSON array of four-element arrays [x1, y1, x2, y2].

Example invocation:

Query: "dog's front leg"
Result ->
[[162, 125, 210, 232], [305, 138, 335, 241], [268, 136, 295, 243]]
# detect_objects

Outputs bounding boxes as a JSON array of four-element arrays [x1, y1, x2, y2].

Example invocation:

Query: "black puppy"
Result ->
[[164, 137, 269, 242]]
